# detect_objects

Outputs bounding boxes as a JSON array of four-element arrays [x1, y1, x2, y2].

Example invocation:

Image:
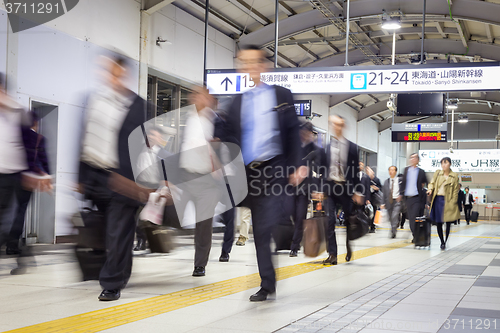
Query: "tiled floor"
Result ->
[[1, 222, 500, 333]]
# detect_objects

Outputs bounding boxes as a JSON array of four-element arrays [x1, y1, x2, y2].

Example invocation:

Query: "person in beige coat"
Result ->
[[426, 157, 460, 250]]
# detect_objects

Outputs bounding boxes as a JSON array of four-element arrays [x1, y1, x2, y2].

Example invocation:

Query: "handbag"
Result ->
[[347, 206, 370, 241], [371, 191, 383, 207], [302, 216, 327, 257]]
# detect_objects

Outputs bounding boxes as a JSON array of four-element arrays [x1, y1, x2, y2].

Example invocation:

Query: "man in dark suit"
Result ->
[[321, 115, 365, 265], [457, 183, 465, 225], [463, 186, 474, 225], [401, 153, 427, 241], [366, 166, 381, 233], [7, 113, 52, 255], [79, 56, 150, 301], [222, 45, 304, 302]]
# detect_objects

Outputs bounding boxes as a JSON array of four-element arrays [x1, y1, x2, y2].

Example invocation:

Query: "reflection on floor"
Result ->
[[1, 222, 499, 333]]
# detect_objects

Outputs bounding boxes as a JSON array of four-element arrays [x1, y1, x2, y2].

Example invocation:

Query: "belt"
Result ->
[[405, 195, 419, 198], [247, 155, 281, 169]]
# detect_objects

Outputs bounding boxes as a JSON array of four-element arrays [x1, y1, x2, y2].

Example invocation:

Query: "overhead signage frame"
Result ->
[[392, 123, 448, 142], [419, 149, 500, 173], [206, 62, 500, 95]]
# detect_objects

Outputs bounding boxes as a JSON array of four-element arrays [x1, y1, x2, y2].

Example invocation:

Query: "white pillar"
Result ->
[[138, 11, 151, 99]]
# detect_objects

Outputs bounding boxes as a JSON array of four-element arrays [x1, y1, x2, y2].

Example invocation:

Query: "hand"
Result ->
[[396, 195, 402, 203], [380, 204, 386, 209], [289, 166, 308, 186], [426, 190, 432, 196], [366, 200, 371, 205], [311, 192, 323, 200], [371, 185, 379, 191]]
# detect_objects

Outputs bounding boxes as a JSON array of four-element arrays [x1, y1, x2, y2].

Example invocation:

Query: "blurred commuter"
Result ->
[[235, 207, 251, 246], [427, 157, 460, 250], [401, 153, 427, 242], [0, 73, 45, 274], [381, 166, 403, 238], [456, 184, 464, 225], [463, 186, 474, 225], [176, 86, 221, 276], [223, 45, 304, 301], [8, 112, 52, 255], [79, 56, 148, 301], [290, 122, 321, 257], [366, 166, 381, 233], [321, 115, 364, 265]]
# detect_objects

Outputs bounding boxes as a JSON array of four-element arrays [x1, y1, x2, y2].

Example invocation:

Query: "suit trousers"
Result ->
[[326, 184, 353, 256], [0, 173, 21, 247], [246, 156, 288, 293], [464, 205, 472, 222], [405, 196, 422, 237], [386, 201, 402, 236], [291, 193, 309, 252], [220, 206, 235, 254], [8, 187, 32, 248]]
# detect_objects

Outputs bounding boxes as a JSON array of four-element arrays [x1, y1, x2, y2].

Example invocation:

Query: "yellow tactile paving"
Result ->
[[6, 223, 481, 333]]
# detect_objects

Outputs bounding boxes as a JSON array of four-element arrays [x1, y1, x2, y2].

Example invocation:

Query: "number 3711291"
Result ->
[[369, 71, 409, 86], [5, 2, 60, 14], [443, 318, 496, 330]]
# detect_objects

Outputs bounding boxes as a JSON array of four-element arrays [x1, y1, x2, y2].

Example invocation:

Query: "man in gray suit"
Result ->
[[381, 166, 403, 238]]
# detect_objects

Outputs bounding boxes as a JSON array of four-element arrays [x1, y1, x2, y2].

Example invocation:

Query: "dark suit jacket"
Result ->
[[457, 190, 465, 212], [463, 193, 474, 206], [21, 127, 50, 174], [320, 138, 360, 198], [382, 176, 403, 207], [222, 85, 301, 172], [360, 173, 371, 202], [401, 166, 427, 198]]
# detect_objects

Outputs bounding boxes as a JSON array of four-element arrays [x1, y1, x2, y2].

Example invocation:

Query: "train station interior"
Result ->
[[1, 0, 500, 332]]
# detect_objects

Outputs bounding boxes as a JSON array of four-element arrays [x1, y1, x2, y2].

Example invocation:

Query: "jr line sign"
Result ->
[[206, 63, 500, 95]]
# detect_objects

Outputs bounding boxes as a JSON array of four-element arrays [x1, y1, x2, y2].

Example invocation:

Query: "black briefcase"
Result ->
[[143, 222, 176, 253], [75, 249, 106, 281], [347, 207, 370, 241], [75, 208, 106, 250]]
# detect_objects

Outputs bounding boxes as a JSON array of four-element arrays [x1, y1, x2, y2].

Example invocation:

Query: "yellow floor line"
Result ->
[[6, 224, 481, 333]]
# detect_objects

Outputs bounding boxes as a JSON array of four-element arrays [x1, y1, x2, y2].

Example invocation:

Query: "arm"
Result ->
[[427, 170, 438, 193], [451, 177, 459, 206]]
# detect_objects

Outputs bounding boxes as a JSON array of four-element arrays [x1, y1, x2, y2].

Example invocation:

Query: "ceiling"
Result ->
[[172, 0, 500, 130]]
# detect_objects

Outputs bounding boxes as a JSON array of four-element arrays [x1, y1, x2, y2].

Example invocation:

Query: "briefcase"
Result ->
[[414, 216, 431, 247], [74, 208, 106, 250], [75, 248, 106, 281], [347, 207, 370, 241], [302, 216, 327, 257], [143, 222, 176, 253]]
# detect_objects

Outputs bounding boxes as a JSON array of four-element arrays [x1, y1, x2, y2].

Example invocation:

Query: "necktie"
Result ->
[[389, 179, 394, 204], [242, 92, 255, 165]]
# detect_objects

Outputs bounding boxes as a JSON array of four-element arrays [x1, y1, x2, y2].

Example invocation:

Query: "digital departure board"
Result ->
[[294, 100, 312, 117], [391, 123, 447, 142]]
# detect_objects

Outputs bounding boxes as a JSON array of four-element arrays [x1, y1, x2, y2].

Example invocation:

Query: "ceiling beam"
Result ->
[[289, 37, 319, 61], [312, 29, 340, 53], [367, 94, 379, 103], [350, 99, 364, 109], [435, 22, 447, 38], [370, 27, 458, 39], [226, 0, 271, 26], [455, 20, 470, 48], [183, 0, 243, 35], [278, 1, 295, 16], [144, 0, 175, 14], [486, 24, 493, 44]]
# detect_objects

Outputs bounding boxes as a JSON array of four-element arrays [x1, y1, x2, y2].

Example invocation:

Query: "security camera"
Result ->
[[387, 100, 396, 112], [449, 147, 454, 153], [312, 112, 322, 118]]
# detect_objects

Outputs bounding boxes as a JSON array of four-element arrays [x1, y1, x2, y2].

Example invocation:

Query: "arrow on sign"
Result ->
[[421, 152, 427, 158], [221, 77, 233, 91]]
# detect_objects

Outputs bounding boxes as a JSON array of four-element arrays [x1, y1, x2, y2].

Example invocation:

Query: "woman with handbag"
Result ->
[[426, 157, 460, 250]]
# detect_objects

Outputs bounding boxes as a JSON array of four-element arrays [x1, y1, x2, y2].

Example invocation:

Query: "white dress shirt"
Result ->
[[0, 98, 29, 174], [389, 177, 400, 199], [328, 136, 348, 182]]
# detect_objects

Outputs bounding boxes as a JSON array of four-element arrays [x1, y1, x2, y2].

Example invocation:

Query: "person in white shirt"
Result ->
[[381, 166, 403, 238]]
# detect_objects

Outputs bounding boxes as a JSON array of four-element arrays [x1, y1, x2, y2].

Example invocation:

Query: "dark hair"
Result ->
[[465, 186, 469, 190], [389, 165, 397, 172], [331, 114, 344, 120], [300, 121, 314, 133], [440, 157, 452, 165], [410, 153, 419, 160], [240, 44, 262, 52], [397, 173, 403, 177], [459, 183, 462, 187]]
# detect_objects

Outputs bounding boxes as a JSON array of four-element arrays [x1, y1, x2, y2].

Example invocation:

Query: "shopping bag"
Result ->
[[374, 210, 381, 225], [302, 216, 327, 257]]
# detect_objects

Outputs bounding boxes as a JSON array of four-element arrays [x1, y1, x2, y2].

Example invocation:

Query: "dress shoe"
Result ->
[[345, 249, 353, 262], [235, 235, 247, 246], [322, 254, 337, 265], [98, 289, 121, 301], [219, 252, 229, 262], [249, 288, 275, 302], [369, 228, 376, 233], [440, 243, 446, 250], [133, 239, 146, 251], [467, 222, 470, 225], [289, 250, 298, 257], [192, 266, 205, 276], [391, 232, 396, 239]]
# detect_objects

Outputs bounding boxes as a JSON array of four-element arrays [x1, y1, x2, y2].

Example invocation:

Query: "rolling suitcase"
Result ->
[[414, 216, 431, 248], [471, 211, 479, 222]]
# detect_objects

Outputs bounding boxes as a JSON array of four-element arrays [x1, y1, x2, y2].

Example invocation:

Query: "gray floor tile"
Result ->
[[441, 265, 487, 276], [490, 259, 500, 267], [473, 276, 500, 288], [451, 307, 500, 319], [474, 248, 500, 253]]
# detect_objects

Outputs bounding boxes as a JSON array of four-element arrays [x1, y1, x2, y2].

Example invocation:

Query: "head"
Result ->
[[409, 153, 419, 167], [237, 45, 268, 86], [389, 165, 398, 178], [146, 126, 165, 148], [441, 157, 451, 171], [366, 166, 375, 179], [459, 183, 462, 189], [188, 85, 214, 112], [31, 112, 39, 132], [329, 114, 345, 139], [102, 56, 129, 94], [299, 122, 315, 144], [465, 186, 469, 193]]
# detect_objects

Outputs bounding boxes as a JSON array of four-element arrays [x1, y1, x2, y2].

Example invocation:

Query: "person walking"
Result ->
[[457, 184, 465, 225], [235, 207, 251, 246], [381, 166, 403, 238], [401, 153, 428, 242], [222, 45, 304, 302], [463, 187, 474, 225], [366, 166, 381, 233], [427, 157, 460, 250]]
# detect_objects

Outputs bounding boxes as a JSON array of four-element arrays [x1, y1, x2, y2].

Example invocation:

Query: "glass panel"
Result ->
[[179, 87, 192, 144], [157, 79, 178, 152]]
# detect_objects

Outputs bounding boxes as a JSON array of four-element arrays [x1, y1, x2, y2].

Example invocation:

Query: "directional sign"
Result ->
[[294, 100, 312, 116], [391, 123, 447, 142], [419, 149, 500, 173], [206, 63, 500, 95]]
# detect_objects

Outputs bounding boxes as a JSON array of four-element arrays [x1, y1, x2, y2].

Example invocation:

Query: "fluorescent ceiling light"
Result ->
[[458, 114, 469, 123], [381, 19, 401, 30], [446, 104, 458, 109]]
